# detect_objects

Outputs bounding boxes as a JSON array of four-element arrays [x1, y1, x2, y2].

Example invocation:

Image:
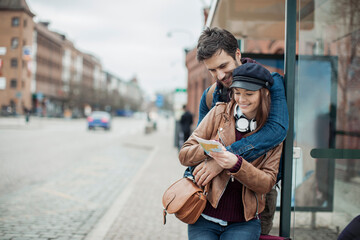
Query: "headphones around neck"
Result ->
[[234, 104, 257, 133]]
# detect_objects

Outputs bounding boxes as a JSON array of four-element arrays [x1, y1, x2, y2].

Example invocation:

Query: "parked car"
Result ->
[[115, 109, 133, 117], [87, 111, 111, 130]]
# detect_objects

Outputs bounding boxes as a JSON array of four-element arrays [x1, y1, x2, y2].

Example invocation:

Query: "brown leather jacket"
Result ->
[[178, 101, 283, 221]]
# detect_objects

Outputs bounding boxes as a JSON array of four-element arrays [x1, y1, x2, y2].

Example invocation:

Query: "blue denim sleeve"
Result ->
[[226, 72, 289, 162], [197, 87, 211, 126]]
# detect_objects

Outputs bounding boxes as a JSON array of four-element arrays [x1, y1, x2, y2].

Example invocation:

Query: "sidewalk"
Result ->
[[0, 116, 73, 130], [86, 118, 187, 240], [86, 117, 340, 240], [0, 116, 344, 240], [0, 116, 35, 129]]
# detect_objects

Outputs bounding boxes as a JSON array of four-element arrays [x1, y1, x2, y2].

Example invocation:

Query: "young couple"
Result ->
[[178, 27, 289, 240]]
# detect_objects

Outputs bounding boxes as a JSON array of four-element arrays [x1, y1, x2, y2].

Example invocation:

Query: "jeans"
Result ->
[[188, 216, 261, 240]]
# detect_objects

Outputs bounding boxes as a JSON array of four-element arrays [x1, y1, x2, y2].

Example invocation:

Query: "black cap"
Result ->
[[230, 63, 274, 91]]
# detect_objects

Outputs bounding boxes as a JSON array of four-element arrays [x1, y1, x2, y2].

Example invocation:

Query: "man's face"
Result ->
[[203, 49, 241, 88]]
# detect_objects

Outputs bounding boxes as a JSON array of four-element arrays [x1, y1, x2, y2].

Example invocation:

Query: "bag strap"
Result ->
[[206, 83, 216, 110]]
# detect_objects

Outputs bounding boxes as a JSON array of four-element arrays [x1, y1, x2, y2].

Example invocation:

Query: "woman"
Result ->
[[179, 63, 283, 240]]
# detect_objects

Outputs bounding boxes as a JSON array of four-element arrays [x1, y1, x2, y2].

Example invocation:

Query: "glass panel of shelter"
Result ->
[[296, 0, 360, 237]]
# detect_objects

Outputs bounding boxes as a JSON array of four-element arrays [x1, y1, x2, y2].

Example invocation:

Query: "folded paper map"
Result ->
[[194, 136, 223, 154]]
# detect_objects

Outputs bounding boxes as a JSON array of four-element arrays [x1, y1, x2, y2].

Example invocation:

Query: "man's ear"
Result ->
[[235, 48, 242, 65]]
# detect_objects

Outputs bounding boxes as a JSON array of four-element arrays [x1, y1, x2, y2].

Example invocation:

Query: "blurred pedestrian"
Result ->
[[179, 64, 284, 240], [184, 27, 289, 235], [180, 105, 193, 142], [23, 106, 31, 123]]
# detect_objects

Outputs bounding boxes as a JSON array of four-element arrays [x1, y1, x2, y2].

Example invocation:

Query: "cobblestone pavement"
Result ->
[[1, 117, 356, 240], [0, 117, 150, 240], [100, 120, 187, 240], [101, 120, 343, 240]]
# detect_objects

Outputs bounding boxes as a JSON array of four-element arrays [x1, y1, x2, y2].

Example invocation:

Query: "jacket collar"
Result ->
[[216, 100, 237, 147], [226, 100, 237, 117]]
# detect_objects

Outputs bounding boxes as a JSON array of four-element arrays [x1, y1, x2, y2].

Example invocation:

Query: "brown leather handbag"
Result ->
[[162, 177, 207, 225]]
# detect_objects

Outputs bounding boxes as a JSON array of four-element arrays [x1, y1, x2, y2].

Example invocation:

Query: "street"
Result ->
[[0, 116, 159, 240], [0, 116, 345, 240], [0, 117, 148, 196]]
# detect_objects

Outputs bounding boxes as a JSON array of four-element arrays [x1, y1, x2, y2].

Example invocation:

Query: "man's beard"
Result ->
[[217, 60, 239, 102], [217, 60, 239, 88]]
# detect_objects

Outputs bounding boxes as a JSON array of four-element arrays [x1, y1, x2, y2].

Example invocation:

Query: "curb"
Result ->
[[85, 145, 159, 240]]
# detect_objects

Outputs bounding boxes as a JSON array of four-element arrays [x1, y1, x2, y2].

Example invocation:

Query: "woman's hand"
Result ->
[[209, 146, 238, 169], [193, 159, 223, 186]]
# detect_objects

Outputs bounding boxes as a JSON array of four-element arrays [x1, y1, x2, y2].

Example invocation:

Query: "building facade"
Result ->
[[33, 22, 64, 117], [0, 0, 143, 117], [0, 0, 34, 115], [185, 48, 212, 124]]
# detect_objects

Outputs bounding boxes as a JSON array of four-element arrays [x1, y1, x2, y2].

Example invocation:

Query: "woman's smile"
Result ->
[[233, 88, 261, 119]]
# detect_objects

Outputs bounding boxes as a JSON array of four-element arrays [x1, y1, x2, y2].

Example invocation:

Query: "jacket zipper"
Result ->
[[215, 176, 230, 208], [217, 129, 226, 146], [215, 126, 235, 207], [253, 192, 259, 219], [217, 129, 234, 183], [218, 121, 258, 220]]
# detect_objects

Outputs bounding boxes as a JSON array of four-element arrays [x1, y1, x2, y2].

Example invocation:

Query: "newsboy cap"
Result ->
[[230, 63, 274, 91]]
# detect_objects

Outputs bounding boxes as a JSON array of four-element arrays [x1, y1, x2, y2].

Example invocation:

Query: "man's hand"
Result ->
[[193, 159, 223, 186], [209, 146, 238, 169]]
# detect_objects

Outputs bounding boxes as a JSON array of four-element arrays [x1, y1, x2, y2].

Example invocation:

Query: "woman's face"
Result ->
[[233, 88, 261, 119]]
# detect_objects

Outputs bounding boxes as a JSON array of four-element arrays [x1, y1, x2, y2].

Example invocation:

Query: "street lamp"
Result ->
[[166, 29, 195, 50]]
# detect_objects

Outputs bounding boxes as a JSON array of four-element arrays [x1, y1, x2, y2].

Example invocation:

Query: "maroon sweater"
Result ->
[[202, 130, 245, 222]]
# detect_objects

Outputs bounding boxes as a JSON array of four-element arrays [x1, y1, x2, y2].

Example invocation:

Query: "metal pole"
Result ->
[[280, 0, 297, 237]]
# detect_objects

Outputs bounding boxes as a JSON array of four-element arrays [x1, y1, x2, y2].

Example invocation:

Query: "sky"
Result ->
[[27, 0, 212, 96]]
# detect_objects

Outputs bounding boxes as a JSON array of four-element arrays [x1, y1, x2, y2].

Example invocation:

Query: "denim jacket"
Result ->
[[193, 72, 289, 178]]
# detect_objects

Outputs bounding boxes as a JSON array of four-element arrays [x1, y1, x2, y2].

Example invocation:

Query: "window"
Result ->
[[11, 58, 18, 68], [10, 79, 17, 88], [23, 19, 27, 28], [11, 37, 19, 49], [12, 17, 19, 27]]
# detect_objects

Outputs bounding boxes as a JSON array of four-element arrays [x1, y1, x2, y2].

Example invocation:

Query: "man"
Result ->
[[192, 27, 289, 235], [180, 104, 194, 142]]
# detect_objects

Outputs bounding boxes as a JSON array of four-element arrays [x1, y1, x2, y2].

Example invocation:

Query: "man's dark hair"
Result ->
[[196, 27, 238, 62]]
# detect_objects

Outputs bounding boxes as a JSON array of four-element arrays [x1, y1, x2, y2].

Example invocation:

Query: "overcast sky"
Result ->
[[27, 0, 212, 96]]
